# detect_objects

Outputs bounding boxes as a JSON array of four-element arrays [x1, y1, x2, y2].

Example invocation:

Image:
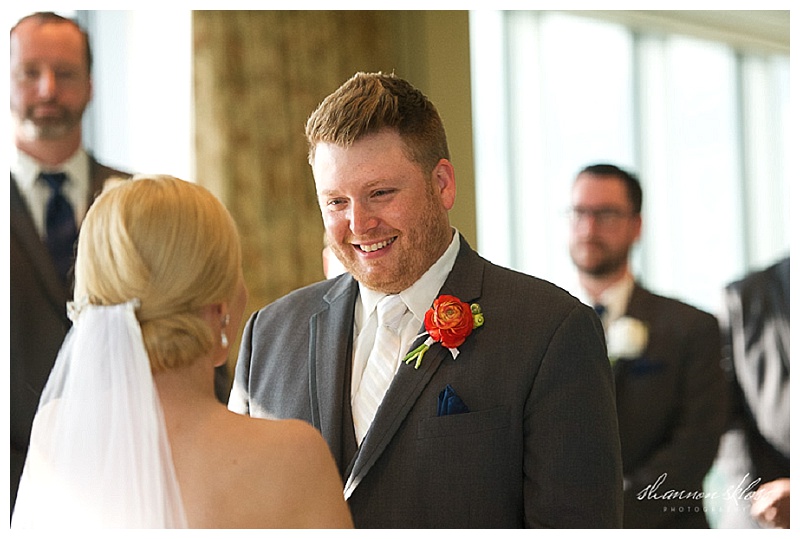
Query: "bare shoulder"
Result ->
[[211, 412, 353, 528], [227, 413, 329, 459]]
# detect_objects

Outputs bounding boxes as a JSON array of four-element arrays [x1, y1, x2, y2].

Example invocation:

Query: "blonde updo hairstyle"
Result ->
[[73, 175, 242, 372]]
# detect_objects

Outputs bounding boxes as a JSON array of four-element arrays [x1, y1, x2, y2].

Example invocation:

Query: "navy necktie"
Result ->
[[41, 172, 78, 284], [593, 304, 607, 318]]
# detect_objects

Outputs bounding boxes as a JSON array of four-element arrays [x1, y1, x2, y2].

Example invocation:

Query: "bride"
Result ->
[[11, 175, 353, 528]]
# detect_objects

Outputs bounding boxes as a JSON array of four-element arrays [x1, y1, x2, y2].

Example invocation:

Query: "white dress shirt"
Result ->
[[575, 272, 635, 330], [350, 230, 461, 405], [11, 146, 91, 239]]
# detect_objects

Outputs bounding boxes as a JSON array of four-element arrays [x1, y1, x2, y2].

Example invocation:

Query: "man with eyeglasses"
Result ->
[[567, 163, 728, 528]]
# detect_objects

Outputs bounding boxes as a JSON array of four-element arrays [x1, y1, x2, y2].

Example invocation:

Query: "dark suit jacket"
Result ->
[[231, 238, 623, 528], [615, 284, 728, 528], [713, 257, 789, 528], [10, 156, 131, 515]]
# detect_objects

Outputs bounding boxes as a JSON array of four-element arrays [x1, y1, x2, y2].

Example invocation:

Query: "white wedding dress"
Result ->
[[11, 301, 187, 528]]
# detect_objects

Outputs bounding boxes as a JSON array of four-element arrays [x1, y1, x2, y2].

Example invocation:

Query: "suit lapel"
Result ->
[[10, 177, 69, 312], [343, 331, 450, 498], [343, 236, 485, 498], [10, 158, 126, 311], [309, 275, 359, 474], [624, 283, 649, 319], [11, 157, 118, 300], [614, 283, 651, 381], [87, 154, 126, 202]]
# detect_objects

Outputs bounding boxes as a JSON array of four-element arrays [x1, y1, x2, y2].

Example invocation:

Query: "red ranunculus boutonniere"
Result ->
[[403, 294, 484, 369]]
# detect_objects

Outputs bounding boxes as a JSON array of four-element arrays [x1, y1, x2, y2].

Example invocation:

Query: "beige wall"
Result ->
[[389, 11, 476, 247], [193, 11, 475, 383]]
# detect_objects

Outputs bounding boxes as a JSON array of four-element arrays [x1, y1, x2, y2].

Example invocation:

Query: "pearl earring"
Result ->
[[221, 314, 230, 348]]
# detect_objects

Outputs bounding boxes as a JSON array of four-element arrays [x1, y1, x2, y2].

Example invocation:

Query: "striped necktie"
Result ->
[[352, 294, 407, 444]]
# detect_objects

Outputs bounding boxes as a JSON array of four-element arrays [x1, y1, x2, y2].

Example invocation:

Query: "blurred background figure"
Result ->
[[566, 163, 728, 528], [712, 256, 789, 529], [9, 11, 132, 517]]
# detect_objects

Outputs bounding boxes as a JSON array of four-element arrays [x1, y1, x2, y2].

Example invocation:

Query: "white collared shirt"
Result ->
[[576, 272, 635, 330], [350, 229, 461, 402], [11, 145, 90, 239]]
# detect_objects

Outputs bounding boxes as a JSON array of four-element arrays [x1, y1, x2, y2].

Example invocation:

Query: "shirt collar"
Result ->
[[12, 145, 89, 192], [594, 273, 635, 324]]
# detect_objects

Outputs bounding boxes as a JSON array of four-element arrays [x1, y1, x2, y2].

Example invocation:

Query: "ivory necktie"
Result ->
[[41, 172, 78, 285], [353, 294, 407, 444]]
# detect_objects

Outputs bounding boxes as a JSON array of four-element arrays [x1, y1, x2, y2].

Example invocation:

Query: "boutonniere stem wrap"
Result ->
[[404, 295, 484, 369]]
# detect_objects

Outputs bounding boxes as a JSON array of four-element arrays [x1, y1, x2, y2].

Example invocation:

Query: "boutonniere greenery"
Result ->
[[403, 294, 484, 369], [606, 316, 648, 364]]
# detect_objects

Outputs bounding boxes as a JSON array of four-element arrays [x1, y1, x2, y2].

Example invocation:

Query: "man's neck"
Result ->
[[15, 132, 82, 168], [578, 265, 630, 303]]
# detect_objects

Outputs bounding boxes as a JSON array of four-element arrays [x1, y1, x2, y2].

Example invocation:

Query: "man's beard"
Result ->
[[18, 104, 83, 140], [570, 241, 629, 278], [579, 256, 626, 277], [329, 192, 451, 294]]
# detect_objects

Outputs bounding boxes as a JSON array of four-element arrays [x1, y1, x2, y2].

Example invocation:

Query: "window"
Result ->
[[83, 11, 193, 179], [470, 11, 789, 313], [7, 10, 193, 179]]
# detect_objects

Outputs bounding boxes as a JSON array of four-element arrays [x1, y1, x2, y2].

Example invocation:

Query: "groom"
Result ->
[[230, 72, 623, 527]]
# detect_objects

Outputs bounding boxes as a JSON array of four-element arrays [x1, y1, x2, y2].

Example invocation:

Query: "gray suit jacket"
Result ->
[[10, 157, 130, 515], [231, 238, 623, 528], [616, 284, 727, 528]]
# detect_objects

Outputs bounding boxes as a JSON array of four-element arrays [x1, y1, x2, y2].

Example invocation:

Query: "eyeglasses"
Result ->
[[568, 207, 634, 226]]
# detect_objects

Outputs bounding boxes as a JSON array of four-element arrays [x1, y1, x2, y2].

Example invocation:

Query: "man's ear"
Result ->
[[631, 214, 643, 243], [432, 159, 456, 211]]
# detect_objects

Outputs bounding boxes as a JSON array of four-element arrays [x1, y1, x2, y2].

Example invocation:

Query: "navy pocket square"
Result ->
[[437, 384, 470, 416]]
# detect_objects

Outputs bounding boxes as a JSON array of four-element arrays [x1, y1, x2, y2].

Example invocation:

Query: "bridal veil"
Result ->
[[11, 300, 188, 528]]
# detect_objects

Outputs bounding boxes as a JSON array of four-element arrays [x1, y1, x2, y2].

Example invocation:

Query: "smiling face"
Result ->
[[313, 129, 456, 294]]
